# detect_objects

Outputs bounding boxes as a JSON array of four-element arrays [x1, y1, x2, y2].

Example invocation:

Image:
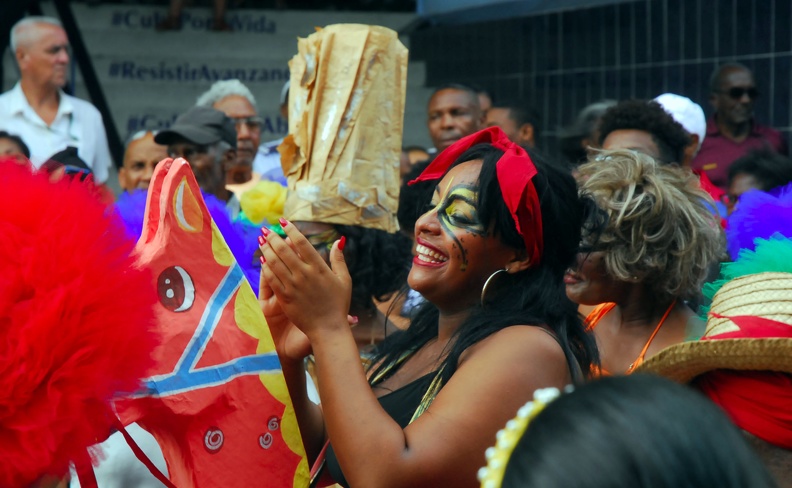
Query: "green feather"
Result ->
[[701, 234, 792, 317]]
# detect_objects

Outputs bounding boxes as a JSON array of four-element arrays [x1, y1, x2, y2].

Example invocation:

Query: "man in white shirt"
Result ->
[[253, 80, 289, 186], [0, 16, 112, 183]]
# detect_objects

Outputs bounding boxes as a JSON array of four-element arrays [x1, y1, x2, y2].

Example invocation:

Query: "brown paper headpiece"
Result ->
[[279, 24, 408, 232]]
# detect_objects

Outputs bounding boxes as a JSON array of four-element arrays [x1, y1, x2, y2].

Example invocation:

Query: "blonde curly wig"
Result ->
[[577, 149, 724, 299]]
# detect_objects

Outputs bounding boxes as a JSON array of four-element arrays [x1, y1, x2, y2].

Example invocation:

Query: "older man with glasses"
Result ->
[[692, 62, 789, 191], [196, 80, 259, 188]]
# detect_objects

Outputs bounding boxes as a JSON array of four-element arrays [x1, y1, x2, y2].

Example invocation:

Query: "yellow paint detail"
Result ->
[[172, 177, 203, 233], [211, 221, 234, 266], [440, 175, 455, 200], [445, 189, 477, 222], [233, 289, 308, 485], [703, 163, 718, 170]]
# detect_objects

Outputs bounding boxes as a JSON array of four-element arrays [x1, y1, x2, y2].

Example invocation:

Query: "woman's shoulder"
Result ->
[[461, 325, 567, 366], [452, 324, 571, 391]]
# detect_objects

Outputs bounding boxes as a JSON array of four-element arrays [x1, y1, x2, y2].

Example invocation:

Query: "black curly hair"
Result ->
[[397, 160, 434, 236], [336, 225, 413, 313], [598, 99, 691, 165]]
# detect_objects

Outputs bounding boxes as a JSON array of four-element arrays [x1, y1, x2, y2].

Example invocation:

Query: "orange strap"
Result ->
[[626, 299, 676, 373], [584, 303, 617, 331], [585, 300, 676, 375]]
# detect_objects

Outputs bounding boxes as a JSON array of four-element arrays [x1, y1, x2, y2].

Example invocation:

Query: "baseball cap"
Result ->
[[654, 93, 706, 151], [155, 106, 237, 148]]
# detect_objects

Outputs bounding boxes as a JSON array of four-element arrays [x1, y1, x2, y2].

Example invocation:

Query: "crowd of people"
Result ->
[[2, 13, 792, 488]]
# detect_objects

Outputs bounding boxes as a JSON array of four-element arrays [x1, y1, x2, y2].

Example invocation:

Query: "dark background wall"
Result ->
[[410, 0, 792, 157]]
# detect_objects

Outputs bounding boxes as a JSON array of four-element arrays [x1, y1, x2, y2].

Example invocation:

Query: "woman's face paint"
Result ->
[[409, 160, 520, 312], [428, 180, 486, 271]]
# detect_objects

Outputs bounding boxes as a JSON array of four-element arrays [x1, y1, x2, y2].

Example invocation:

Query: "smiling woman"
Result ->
[[567, 149, 724, 376], [257, 126, 598, 488]]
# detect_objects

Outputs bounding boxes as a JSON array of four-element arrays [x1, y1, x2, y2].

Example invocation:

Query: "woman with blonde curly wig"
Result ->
[[565, 149, 723, 375]]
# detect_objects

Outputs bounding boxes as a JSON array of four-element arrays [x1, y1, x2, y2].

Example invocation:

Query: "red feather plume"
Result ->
[[0, 160, 159, 486]]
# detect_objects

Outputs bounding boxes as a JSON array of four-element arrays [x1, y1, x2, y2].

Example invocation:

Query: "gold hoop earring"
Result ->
[[481, 268, 509, 307]]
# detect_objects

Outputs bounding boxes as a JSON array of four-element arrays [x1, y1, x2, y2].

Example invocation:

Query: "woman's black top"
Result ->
[[324, 373, 435, 487]]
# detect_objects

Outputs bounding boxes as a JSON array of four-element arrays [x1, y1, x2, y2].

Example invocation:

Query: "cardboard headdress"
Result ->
[[115, 158, 308, 487], [279, 24, 408, 232]]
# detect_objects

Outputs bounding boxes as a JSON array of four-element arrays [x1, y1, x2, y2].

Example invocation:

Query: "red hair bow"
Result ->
[[410, 126, 544, 264]]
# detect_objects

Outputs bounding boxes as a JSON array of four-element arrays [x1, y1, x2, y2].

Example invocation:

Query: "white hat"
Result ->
[[654, 93, 706, 151]]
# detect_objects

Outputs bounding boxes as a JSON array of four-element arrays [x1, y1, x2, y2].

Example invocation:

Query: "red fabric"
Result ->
[[697, 370, 792, 449], [113, 417, 176, 488], [694, 169, 726, 202], [73, 449, 99, 488], [692, 170, 727, 229], [409, 126, 544, 263], [705, 313, 792, 339], [0, 162, 159, 487]]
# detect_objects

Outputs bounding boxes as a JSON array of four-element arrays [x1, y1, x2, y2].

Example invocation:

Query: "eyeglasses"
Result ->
[[577, 244, 609, 254], [232, 116, 263, 132], [720, 87, 759, 100]]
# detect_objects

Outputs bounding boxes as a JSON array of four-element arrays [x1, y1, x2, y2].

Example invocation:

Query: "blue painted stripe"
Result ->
[[142, 352, 282, 397], [175, 264, 243, 373]]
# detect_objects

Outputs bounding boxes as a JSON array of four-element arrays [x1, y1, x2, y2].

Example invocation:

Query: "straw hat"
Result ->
[[637, 271, 792, 382]]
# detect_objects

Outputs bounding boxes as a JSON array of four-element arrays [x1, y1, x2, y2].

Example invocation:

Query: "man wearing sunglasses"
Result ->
[[692, 62, 788, 190]]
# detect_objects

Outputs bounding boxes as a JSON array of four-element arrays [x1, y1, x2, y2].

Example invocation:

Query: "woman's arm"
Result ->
[[260, 222, 571, 487], [317, 325, 570, 488], [259, 273, 326, 461]]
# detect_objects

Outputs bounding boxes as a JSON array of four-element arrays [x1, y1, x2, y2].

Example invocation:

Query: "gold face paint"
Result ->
[[443, 187, 484, 234], [426, 182, 485, 271]]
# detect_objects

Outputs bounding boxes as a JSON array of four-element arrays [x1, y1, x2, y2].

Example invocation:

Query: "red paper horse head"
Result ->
[[116, 158, 307, 487]]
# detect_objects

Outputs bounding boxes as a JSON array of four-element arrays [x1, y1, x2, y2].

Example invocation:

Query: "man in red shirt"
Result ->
[[692, 63, 788, 190]]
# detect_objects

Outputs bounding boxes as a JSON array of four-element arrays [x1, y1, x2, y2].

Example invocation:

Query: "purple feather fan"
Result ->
[[726, 182, 792, 260]]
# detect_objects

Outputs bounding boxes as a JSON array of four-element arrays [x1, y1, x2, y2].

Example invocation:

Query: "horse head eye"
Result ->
[[157, 266, 195, 312]]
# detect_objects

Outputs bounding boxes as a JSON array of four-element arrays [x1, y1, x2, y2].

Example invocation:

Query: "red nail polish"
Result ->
[[261, 226, 271, 236], [258, 235, 266, 246], [338, 236, 346, 251], [350, 315, 359, 324], [279, 217, 289, 227], [260, 255, 266, 264]]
